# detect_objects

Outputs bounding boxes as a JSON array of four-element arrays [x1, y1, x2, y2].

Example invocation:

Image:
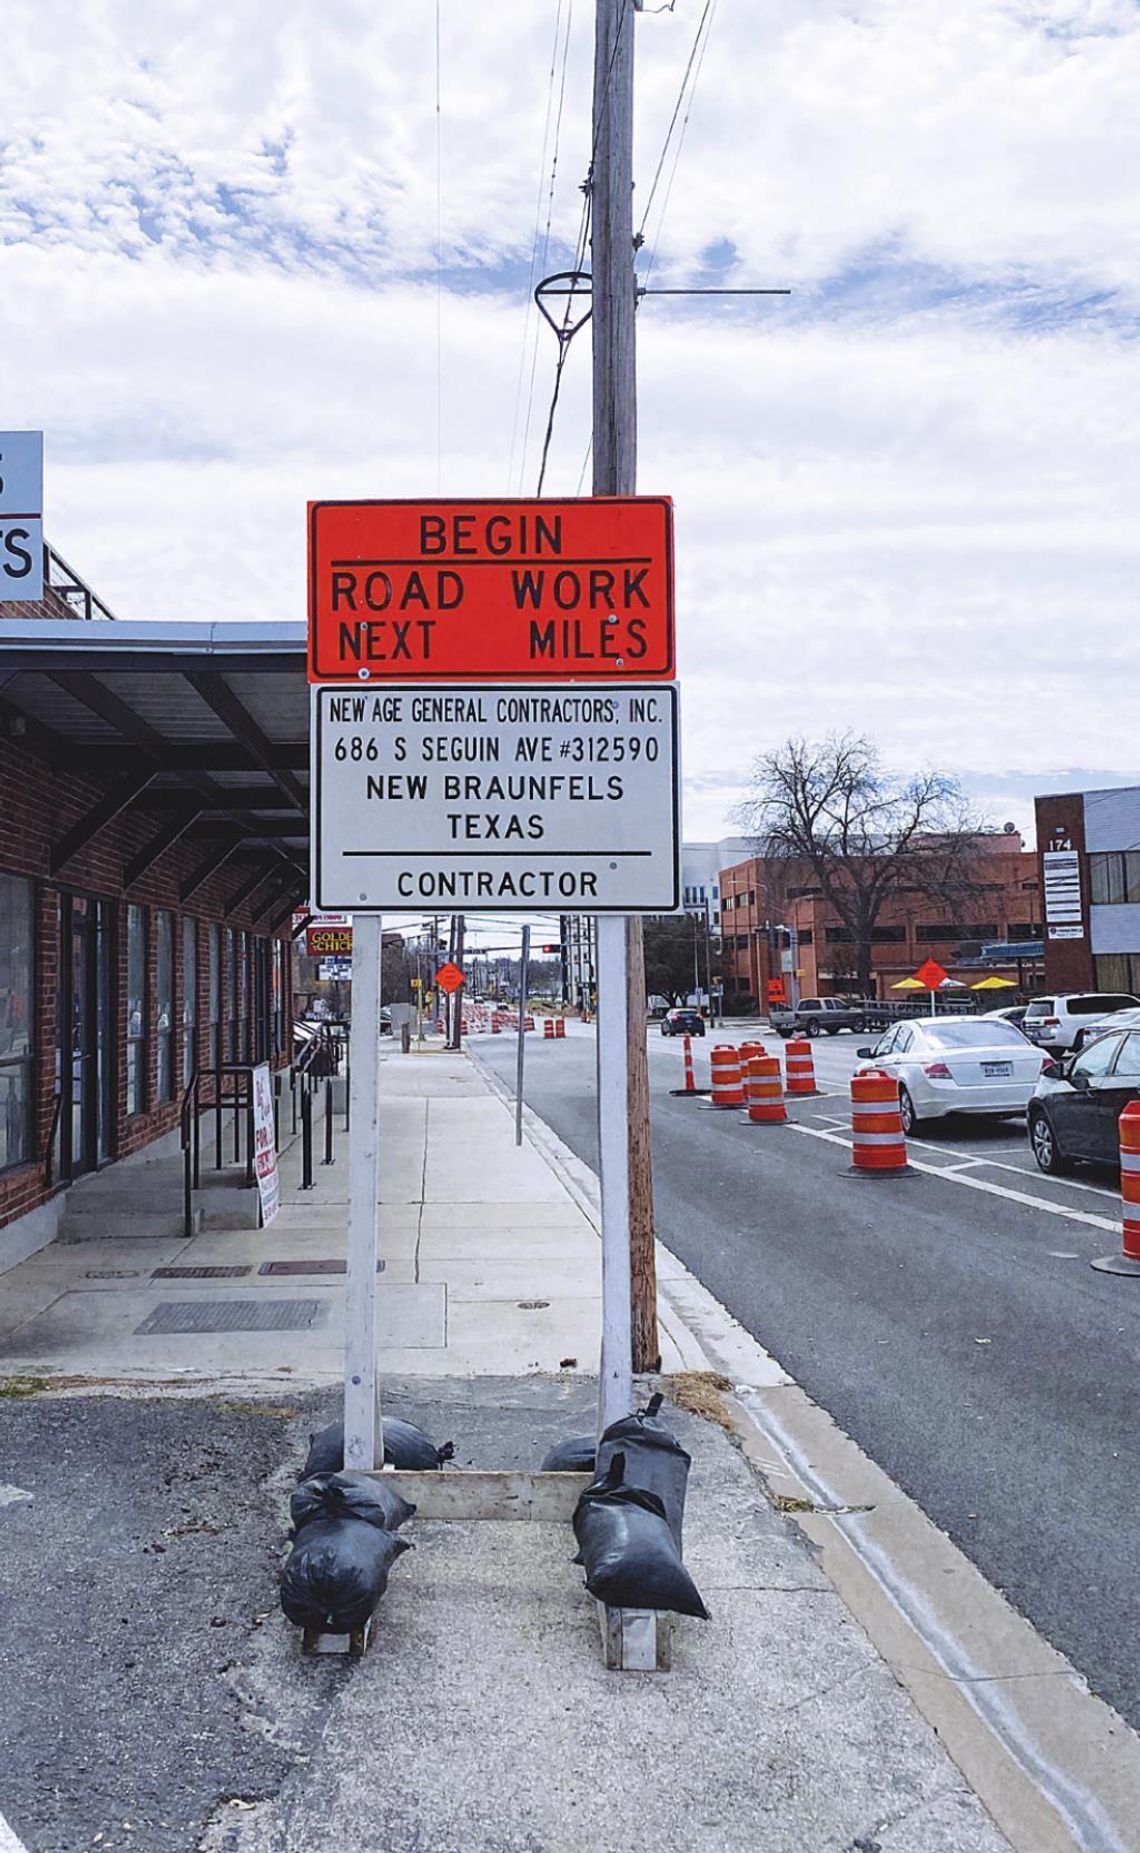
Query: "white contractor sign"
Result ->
[[313, 682, 679, 913]]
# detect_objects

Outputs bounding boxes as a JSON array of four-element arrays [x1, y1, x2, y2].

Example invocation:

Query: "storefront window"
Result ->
[[0, 874, 34, 1170], [126, 904, 147, 1115], [156, 910, 174, 1102], [182, 919, 198, 1087], [271, 939, 284, 1055], [208, 924, 221, 1069]]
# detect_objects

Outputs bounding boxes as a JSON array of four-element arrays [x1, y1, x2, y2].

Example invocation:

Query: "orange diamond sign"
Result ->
[[434, 961, 465, 995], [915, 958, 949, 990]]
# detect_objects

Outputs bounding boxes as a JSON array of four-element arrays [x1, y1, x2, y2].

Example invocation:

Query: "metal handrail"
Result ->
[[179, 1062, 264, 1237]]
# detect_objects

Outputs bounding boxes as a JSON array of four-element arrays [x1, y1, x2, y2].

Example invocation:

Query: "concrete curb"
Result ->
[[0, 1811, 29, 1852], [467, 1043, 1140, 1853]]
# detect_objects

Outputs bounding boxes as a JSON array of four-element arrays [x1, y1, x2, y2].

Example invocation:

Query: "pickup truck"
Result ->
[[768, 997, 890, 1038]]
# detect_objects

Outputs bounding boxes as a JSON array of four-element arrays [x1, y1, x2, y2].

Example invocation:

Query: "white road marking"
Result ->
[[0, 1485, 33, 1508], [904, 1134, 1120, 1201], [788, 1122, 1122, 1235]]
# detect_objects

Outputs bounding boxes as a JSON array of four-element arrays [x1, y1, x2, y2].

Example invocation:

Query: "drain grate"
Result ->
[[152, 1265, 251, 1280], [257, 1259, 385, 1276], [259, 1259, 346, 1276], [135, 1298, 326, 1336]]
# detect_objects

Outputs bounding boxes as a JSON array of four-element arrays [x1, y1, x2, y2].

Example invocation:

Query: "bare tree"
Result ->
[[733, 734, 987, 996]]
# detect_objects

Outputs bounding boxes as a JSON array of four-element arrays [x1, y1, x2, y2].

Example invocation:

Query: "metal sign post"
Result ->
[[515, 925, 531, 1147], [596, 913, 633, 1431], [343, 912, 383, 1470]]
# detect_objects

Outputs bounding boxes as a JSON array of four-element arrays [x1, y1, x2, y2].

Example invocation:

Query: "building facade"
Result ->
[[719, 836, 1042, 1008], [0, 616, 308, 1256], [1034, 785, 1140, 996]]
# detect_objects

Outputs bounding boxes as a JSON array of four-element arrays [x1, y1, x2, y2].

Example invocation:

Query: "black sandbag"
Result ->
[[291, 1471, 416, 1537], [597, 1392, 691, 1549], [280, 1518, 412, 1633], [571, 1454, 709, 1620], [301, 1418, 455, 1479], [540, 1434, 596, 1474]]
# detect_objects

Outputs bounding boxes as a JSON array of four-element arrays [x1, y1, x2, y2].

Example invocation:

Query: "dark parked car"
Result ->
[[661, 1008, 705, 1037], [1028, 1023, 1140, 1173]]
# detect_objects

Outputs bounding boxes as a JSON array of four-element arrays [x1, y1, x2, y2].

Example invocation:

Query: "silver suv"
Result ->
[[1022, 992, 1140, 1056]]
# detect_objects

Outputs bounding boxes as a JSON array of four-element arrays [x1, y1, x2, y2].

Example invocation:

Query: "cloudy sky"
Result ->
[[3, 0, 1138, 846]]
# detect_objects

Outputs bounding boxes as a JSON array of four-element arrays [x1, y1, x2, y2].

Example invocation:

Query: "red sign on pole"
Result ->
[[915, 958, 949, 990], [434, 962, 465, 995], [307, 497, 674, 683]]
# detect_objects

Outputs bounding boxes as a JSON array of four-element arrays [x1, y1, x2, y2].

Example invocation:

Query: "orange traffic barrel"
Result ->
[[555, 1017, 566, 1038], [746, 1055, 787, 1124], [1092, 1101, 1140, 1275], [682, 1034, 696, 1093], [709, 1044, 745, 1109], [543, 1018, 555, 1038], [738, 1039, 764, 1067], [851, 1068, 908, 1172], [785, 1036, 818, 1096]]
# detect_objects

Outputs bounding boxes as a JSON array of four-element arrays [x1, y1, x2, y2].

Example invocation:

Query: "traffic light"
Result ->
[[540, 944, 559, 954]]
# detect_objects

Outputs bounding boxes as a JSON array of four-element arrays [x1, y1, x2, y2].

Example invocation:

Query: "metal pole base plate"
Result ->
[[302, 1618, 373, 1657], [598, 1603, 672, 1671], [1091, 1253, 1140, 1276]]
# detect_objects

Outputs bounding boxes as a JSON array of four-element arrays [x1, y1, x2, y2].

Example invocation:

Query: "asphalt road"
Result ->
[[477, 1021, 1140, 1731]]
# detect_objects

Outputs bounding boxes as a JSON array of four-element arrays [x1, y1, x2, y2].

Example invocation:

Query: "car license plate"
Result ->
[[983, 1061, 1012, 1078]]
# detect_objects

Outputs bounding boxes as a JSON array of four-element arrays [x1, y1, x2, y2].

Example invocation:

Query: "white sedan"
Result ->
[[855, 1017, 1046, 1134]]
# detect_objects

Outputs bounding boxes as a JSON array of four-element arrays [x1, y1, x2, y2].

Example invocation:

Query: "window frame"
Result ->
[[0, 872, 35, 1174], [126, 903, 148, 1117]]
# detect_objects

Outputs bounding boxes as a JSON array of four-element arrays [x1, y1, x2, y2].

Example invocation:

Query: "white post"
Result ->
[[597, 911, 633, 1434], [344, 912, 383, 1470], [515, 924, 531, 1147]]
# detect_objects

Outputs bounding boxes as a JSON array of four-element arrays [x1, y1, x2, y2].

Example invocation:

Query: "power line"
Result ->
[[435, 0, 443, 492], [637, 0, 719, 285], [508, 1, 569, 491], [516, 0, 576, 493], [637, 0, 712, 242]]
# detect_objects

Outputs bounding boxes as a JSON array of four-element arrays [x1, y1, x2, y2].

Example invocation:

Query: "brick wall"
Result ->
[[0, 735, 297, 1232]]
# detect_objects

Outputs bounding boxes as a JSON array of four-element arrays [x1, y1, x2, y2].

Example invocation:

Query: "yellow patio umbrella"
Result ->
[[970, 976, 1017, 991], [891, 977, 925, 990]]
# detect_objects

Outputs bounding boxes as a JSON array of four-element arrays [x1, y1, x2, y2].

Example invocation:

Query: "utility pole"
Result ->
[[592, 0, 660, 1383], [448, 913, 465, 1049]]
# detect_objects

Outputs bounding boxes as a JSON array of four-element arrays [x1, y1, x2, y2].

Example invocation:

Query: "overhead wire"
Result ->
[[638, 0, 720, 289], [534, 0, 637, 494], [515, 0, 576, 493], [508, 1, 569, 492], [435, 0, 443, 492]]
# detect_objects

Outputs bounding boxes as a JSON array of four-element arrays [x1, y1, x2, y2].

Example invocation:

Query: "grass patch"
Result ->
[[773, 1494, 815, 1514], [0, 1375, 52, 1400], [661, 1370, 735, 1431]]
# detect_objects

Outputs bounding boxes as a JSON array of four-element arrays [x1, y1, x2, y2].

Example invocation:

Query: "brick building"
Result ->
[[718, 835, 1042, 1009], [1034, 784, 1140, 996], [0, 615, 308, 1262]]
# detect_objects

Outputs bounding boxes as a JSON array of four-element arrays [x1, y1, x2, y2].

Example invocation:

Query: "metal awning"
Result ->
[[0, 620, 310, 924]]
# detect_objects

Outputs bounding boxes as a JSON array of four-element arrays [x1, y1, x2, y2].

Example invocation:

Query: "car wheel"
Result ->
[[805, 1019, 821, 1038], [1030, 1108, 1073, 1175], [898, 1085, 919, 1136]]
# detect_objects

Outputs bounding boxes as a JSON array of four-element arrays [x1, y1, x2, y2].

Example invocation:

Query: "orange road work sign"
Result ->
[[915, 958, 949, 989], [434, 962, 465, 995], [307, 497, 674, 683]]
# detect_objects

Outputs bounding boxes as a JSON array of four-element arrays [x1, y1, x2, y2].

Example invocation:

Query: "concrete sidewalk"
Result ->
[[0, 1049, 1020, 1852], [2, 1048, 695, 1384]]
